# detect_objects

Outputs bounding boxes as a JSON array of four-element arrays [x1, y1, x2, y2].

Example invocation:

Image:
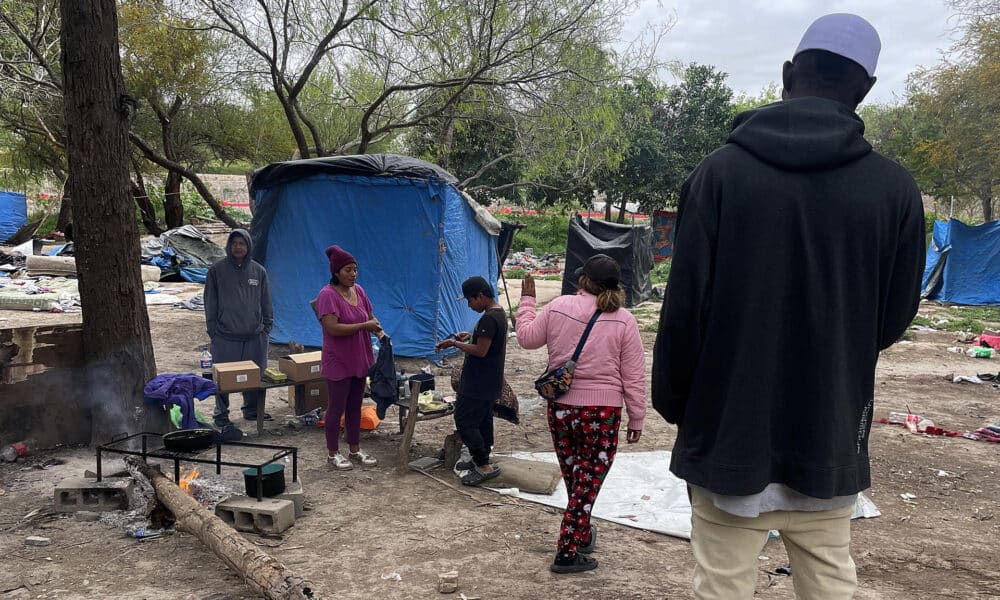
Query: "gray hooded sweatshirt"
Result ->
[[204, 229, 273, 342]]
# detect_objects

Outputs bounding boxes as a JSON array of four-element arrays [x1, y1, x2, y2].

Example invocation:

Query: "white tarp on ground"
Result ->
[[494, 450, 693, 539], [490, 450, 880, 541]]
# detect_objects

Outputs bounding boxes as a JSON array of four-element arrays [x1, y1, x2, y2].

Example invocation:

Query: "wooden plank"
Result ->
[[396, 379, 422, 474]]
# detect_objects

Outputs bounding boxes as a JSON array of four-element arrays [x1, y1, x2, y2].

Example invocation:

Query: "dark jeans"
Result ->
[[211, 333, 268, 425], [454, 393, 496, 467]]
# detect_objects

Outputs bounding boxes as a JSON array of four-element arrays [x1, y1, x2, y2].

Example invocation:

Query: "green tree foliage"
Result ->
[[649, 64, 735, 209], [906, 17, 999, 221]]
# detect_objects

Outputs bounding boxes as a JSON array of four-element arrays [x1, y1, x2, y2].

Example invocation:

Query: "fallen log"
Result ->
[[124, 456, 319, 599]]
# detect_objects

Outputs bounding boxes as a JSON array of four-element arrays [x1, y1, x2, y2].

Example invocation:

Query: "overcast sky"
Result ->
[[621, 0, 961, 105]]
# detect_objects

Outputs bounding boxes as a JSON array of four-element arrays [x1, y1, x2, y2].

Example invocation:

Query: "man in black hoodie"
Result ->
[[652, 14, 924, 599], [205, 229, 273, 426]]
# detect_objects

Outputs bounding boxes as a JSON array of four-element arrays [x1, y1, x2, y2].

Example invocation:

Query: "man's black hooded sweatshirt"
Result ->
[[652, 96, 925, 498]]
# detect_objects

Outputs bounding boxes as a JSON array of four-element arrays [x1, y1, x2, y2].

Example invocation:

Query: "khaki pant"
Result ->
[[690, 488, 857, 600]]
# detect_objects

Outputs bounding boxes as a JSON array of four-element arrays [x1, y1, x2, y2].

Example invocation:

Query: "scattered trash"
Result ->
[[955, 332, 977, 343], [768, 529, 780, 539], [758, 555, 769, 561], [900, 493, 917, 502], [947, 346, 965, 354], [125, 525, 174, 540], [24, 536, 51, 546], [380, 572, 402, 582], [775, 565, 793, 576], [967, 347, 995, 359], [0, 439, 33, 463], [502, 250, 563, 275], [438, 571, 459, 594], [953, 375, 983, 384], [936, 470, 950, 477]]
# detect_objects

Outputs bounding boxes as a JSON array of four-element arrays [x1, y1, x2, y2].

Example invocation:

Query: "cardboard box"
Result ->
[[213, 360, 261, 392], [287, 380, 328, 414], [278, 351, 323, 381]]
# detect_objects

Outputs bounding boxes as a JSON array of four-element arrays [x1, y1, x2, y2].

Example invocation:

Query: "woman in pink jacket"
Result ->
[[516, 254, 646, 574]]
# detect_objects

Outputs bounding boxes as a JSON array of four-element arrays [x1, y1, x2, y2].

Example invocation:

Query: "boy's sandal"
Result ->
[[460, 465, 502, 486], [455, 459, 476, 472], [348, 450, 378, 466], [328, 453, 353, 470]]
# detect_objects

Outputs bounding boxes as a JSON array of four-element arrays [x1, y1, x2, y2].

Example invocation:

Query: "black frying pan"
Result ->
[[162, 428, 215, 452]]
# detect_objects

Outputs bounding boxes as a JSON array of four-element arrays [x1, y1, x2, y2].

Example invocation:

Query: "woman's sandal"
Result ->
[[550, 553, 598, 574], [348, 450, 378, 466], [328, 453, 353, 470], [579, 524, 597, 554], [460, 465, 502, 486]]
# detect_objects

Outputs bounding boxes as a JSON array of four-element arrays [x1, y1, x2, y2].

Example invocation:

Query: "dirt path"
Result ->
[[1, 288, 999, 599]]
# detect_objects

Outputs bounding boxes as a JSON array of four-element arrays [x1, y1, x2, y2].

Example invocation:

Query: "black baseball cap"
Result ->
[[574, 254, 621, 289], [459, 276, 494, 299]]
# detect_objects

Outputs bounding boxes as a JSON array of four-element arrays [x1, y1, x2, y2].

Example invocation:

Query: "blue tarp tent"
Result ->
[[250, 154, 501, 357], [921, 219, 1000, 305], [0, 191, 28, 243]]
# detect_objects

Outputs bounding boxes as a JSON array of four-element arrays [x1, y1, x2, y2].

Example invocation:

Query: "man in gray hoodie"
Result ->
[[205, 229, 273, 426]]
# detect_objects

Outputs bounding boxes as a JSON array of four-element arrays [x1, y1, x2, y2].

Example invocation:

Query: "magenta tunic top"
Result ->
[[316, 284, 375, 381]]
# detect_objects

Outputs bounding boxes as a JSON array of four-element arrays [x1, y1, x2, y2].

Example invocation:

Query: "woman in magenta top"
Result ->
[[316, 245, 382, 470], [516, 254, 646, 574]]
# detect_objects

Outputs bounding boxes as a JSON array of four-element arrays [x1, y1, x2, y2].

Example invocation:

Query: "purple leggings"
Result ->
[[326, 377, 364, 453]]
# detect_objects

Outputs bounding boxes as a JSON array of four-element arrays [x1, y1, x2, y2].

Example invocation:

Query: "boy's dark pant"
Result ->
[[454, 394, 496, 466]]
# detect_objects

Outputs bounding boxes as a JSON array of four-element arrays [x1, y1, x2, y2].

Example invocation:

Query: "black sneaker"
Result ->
[[579, 524, 597, 554], [243, 412, 273, 421], [550, 553, 598, 574]]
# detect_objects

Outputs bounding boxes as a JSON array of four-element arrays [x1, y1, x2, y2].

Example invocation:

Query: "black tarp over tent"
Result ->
[[562, 214, 653, 307]]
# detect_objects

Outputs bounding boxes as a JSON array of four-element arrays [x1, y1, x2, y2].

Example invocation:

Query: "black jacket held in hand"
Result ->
[[652, 97, 925, 499]]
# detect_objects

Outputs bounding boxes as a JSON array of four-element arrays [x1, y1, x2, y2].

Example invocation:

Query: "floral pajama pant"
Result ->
[[547, 402, 621, 560]]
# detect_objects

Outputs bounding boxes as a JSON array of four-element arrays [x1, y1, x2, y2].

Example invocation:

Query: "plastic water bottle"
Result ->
[[200, 346, 213, 369], [0, 438, 33, 462], [967, 346, 995, 359]]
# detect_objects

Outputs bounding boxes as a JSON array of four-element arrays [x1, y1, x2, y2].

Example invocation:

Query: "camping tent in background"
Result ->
[[250, 154, 500, 357], [562, 214, 653, 307], [0, 191, 28, 244], [651, 210, 677, 262], [921, 218, 1000, 305]]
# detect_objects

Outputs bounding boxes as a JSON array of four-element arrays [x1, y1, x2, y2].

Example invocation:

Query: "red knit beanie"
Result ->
[[325, 245, 357, 275]]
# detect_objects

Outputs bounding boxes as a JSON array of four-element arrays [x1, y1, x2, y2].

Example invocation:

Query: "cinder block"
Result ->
[[274, 480, 305, 519], [215, 496, 295, 534], [54, 477, 133, 513]]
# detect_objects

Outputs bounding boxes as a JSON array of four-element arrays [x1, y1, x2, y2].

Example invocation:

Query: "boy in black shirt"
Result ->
[[436, 276, 507, 486]]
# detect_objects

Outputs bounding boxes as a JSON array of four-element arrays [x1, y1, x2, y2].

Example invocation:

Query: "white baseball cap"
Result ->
[[794, 13, 881, 77]]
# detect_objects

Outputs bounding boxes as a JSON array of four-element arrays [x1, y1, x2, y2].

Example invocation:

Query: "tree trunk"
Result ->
[[981, 184, 994, 223], [56, 193, 73, 233], [131, 181, 163, 236], [164, 170, 184, 229], [604, 194, 612, 221], [129, 133, 243, 229], [60, 0, 163, 445], [152, 96, 186, 229], [125, 457, 321, 599], [616, 197, 627, 224]]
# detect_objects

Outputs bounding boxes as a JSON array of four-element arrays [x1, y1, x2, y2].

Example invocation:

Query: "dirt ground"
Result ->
[[1, 279, 999, 600]]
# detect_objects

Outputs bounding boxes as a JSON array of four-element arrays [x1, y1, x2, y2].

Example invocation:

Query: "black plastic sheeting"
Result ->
[[496, 221, 523, 273], [250, 154, 458, 193], [562, 215, 653, 307]]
